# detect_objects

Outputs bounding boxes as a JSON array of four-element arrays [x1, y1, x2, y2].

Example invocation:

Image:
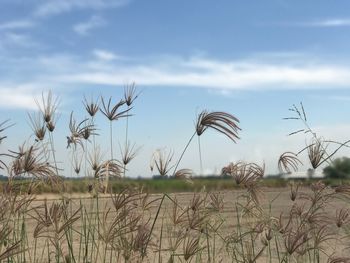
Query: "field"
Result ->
[[1, 183, 350, 263]]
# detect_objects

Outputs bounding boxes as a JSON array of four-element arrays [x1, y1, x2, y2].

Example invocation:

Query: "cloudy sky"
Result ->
[[1, 0, 350, 177]]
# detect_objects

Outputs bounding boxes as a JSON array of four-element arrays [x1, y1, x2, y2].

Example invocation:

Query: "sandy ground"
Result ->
[[15, 187, 349, 262]]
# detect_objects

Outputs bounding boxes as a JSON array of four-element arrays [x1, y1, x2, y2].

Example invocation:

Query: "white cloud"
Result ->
[[34, 0, 130, 17], [295, 18, 350, 27], [0, 20, 35, 30], [312, 19, 350, 27], [2, 52, 350, 110], [0, 32, 39, 49], [56, 56, 350, 89], [93, 49, 121, 61], [73, 15, 106, 36], [0, 86, 38, 110]]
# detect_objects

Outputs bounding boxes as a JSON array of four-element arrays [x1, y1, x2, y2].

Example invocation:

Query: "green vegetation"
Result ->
[[324, 157, 350, 179], [0, 176, 293, 194]]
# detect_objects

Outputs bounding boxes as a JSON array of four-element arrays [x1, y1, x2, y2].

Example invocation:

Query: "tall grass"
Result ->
[[0, 91, 350, 262]]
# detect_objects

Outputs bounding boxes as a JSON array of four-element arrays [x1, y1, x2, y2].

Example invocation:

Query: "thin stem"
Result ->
[[125, 106, 129, 144], [49, 132, 59, 176], [142, 194, 165, 257], [92, 115, 96, 150], [144, 131, 197, 256], [198, 136, 203, 175], [172, 131, 196, 176], [85, 124, 88, 178], [110, 121, 113, 160]]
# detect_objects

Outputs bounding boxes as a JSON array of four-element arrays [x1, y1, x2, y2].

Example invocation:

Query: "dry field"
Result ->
[[1, 184, 350, 263]]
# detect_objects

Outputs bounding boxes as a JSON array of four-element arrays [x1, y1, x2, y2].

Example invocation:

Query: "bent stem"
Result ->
[[173, 131, 197, 174]]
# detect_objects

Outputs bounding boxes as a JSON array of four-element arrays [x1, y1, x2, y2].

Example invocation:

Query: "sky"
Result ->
[[1, 0, 350, 178]]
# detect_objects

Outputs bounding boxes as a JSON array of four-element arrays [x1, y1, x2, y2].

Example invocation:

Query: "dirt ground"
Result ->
[[19, 187, 349, 262]]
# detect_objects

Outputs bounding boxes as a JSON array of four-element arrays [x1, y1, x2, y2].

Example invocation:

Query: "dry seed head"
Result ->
[[276, 212, 292, 234], [83, 95, 99, 117], [170, 197, 187, 225], [112, 188, 136, 211], [100, 96, 131, 121], [82, 120, 96, 140], [306, 210, 329, 226], [28, 112, 46, 141], [183, 236, 202, 261], [46, 120, 56, 132], [307, 139, 327, 169], [94, 159, 123, 180], [222, 161, 264, 185], [167, 229, 186, 251], [133, 224, 151, 253], [196, 110, 240, 142], [189, 193, 204, 212], [284, 102, 307, 123], [10, 143, 58, 182], [186, 209, 208, 231], [71, 151, 83, 175], [335, 208, 350, 228], [88, 146, 102, 171], [278, 152, 302, 173], [124, 82, 139, 107], [120, 141, 140, 166], [150, 148, 174, 176], [0, 120, 14, 169], [289, 182, 300, 201], [35, 90, 59, 123], [290, 203, 306, 217], [310, 180, 326, 193], [284, 228, 310, 255], [334, 185, 350, 195], [312, 225, 334, 250], [208, 192, 224, 212], [31, 201, 81, 239], [174, 168, 193, 184], [0, 119, 14, 145], [67, 112, 97, 148]]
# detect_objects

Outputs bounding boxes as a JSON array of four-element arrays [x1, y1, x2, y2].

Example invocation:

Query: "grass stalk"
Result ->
[[198, 136, 203, 176]]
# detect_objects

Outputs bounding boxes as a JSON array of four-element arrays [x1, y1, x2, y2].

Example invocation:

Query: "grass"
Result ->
[[0, 177, 284, 194], [5, 176, 350, 195], [0, 89, 350, 262]]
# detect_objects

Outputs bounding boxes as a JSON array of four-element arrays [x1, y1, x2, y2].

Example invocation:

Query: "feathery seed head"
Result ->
[[100, 97, 131, 121], [124, 82, 139, 107], [196, 110, 240, 142], [83, 95, 100, 117], [278, 152, 302, 173]]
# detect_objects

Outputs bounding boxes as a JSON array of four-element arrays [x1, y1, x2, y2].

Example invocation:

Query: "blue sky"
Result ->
[[1, 0, 350, 177]]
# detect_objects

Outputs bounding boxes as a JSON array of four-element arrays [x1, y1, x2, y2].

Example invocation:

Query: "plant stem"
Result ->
[[49, 132, 59, 176], [110, 121, 113, 160], [172, 131, 196, 175], [125, 106, 129, 144], [198, 136, 203, 175], [144, 131, 197, 255]]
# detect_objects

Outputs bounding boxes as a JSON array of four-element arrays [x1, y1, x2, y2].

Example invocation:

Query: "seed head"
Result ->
[[196, 110, 240, 142]]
